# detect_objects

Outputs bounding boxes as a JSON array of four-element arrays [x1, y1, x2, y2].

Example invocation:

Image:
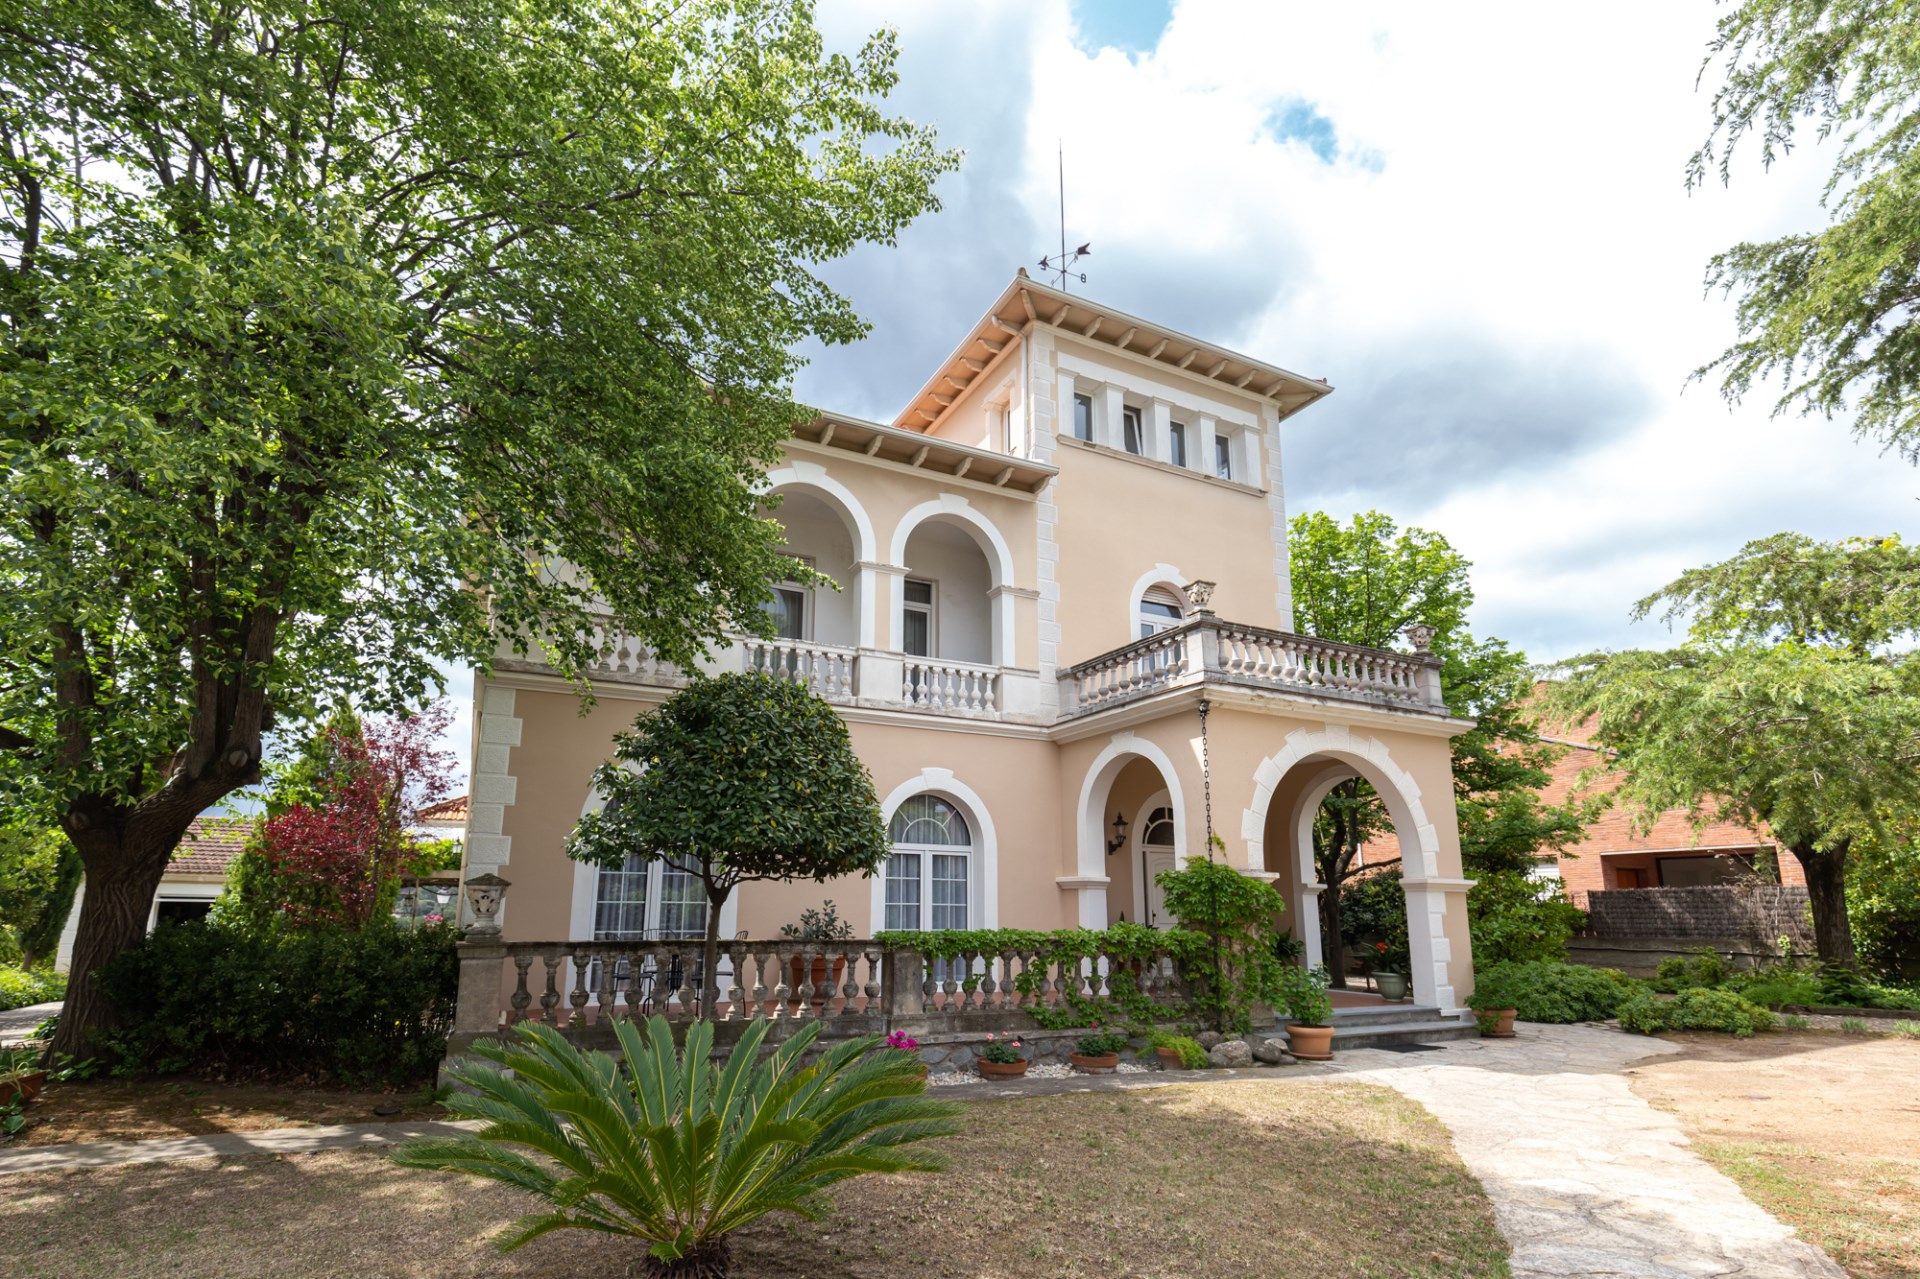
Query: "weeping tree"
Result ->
[[0, 0, 955, 1057], [1546, 533, 1920, 966], [566, 674, 891, 1013], [1692, 0, 1920, 463]]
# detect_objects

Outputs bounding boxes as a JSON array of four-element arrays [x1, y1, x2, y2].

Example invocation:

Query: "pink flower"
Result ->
[[985, 1032, 996, 1041]]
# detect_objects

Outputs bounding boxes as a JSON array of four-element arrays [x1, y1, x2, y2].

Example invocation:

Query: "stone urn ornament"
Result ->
[[462, 872, 510, 935], [1403, 622, 1435, 653], [1186, 578, 1217, 613]]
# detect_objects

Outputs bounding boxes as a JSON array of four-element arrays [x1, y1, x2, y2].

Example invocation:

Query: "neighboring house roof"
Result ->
[[1535, 730, 1774, 857], [892, 270, 1335, 436], [418, 794, 469, 824], [168, 816, 254, 876]]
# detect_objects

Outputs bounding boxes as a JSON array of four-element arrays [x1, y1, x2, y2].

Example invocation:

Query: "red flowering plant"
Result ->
[[243, 704, 457, 930], [977, 1032, 1025, 1065]]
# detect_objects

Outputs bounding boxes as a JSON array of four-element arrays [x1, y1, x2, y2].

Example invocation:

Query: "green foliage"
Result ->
[[1544, 533, 1920, 966], [1651, 948, 1734, 994], [1847, 832, 1920, 981], [1147, 1030, 1209, 1070], [96, 920, 456, 1085], [1154, 857, 1290, 1033], [0, 824, 79, 967], [1470, 961, 1636, 1023], [780, 901, 855, 942], [395, 1017, 957, 1269], [1732, 973, 1824, 1009], [977, 1035, 1026, 1065], [0, 964, 65, 1013], [1466, 871, 1587, 967], [1337, 871, 1409, 971], [1073, 1030, 1129, 1057], [1618, 987, 1776, 1038], [569, 674, 889, 1007], [1, 0, 954, 1055], [1278, 964, 1334, 1027], [1693, 0, 1920, 461], [876, 923, 1174, 1032]]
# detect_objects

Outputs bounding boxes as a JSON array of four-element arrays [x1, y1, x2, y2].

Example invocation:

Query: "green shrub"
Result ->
[[1618, 987, 1775, 1037], [1073, 1030, 1129, 1057], [98, 919, 457, 1085], [1467, 871, 1587, 966], [1810, 963, 1920, 1011], [1148, 1030, 1208, 1069], [1650, 948, 1732, 993], [1470, 961, 1637, 1023], [0, 964, 64, 1012]]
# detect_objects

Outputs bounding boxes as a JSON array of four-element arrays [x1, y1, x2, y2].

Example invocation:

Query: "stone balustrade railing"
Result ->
[[1058, 616, 1445, 716], [901, 657, 1001, 715], [447, 935, 1187, 1053]]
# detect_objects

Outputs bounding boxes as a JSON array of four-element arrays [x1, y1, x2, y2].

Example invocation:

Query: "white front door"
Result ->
[[1143, 849, 1176, 928]]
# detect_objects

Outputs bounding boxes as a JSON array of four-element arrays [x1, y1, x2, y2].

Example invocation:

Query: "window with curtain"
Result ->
[[884, 795, 973, 932]]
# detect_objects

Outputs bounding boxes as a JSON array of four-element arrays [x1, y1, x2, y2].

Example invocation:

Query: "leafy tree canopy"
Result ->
[[1692, 0, 1920, 461], [1544, 533, 1920, 964], [0, 0, 954, 1054], [567, 673, 889, 1005]]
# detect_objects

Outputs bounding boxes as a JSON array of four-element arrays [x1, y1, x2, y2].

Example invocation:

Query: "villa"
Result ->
[[458, 270, 1479, 1025]]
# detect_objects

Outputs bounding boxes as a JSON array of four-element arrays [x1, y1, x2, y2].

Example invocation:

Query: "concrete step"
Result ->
[[1330, 1003, 1448, 1027]]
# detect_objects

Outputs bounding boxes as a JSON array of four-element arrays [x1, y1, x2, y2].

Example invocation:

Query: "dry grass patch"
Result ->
[[0, 1079, 1508, 1279], [1628, 1031, 1920, 1279], [10, 1078, 444, 1147]]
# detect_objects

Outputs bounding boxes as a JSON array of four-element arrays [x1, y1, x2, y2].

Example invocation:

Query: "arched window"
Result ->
[[1137, 585, 1185, 639], [593, 855, 708, 941], [1141, 806, 1176, 848], [885, 795, 973, 932]]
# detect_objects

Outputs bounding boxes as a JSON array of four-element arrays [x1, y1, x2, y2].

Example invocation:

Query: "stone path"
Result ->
[[1328, 1025, 1845, 1279], [0, 1022, 1846, 1279], [0, 1000, 60, 1046]]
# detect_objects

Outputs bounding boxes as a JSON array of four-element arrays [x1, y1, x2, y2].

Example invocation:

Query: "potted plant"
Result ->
[[1373, 940, 1411, 1003], [1148, 1030, 1207, 1070], [1282, 965, 1336, 1060], [884, 1030, 928, 1080], [1468, 969, 1521, 1038], [781, 900, 854, 1005], [1069, 1028, 1129, 1074], [976, 1033, 1028, 1079], [0, 1045, 47, 1107]]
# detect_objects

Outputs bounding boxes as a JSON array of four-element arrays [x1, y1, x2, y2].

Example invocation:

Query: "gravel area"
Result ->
[[929, 1060, 1152, 1086]]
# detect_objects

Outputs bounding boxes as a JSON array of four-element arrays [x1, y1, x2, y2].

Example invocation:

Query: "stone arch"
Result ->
[[888, 493, 1018, 664], [870, 767, 1000, 932], [764, 462, 880, 648], [1125, 563, 1191, 637]]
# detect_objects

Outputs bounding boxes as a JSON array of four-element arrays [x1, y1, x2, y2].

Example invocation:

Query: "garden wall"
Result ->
[[1568, 886, 1815, 976]]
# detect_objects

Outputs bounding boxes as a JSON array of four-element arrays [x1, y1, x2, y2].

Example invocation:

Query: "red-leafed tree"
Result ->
[[226, 705, 456, 931]]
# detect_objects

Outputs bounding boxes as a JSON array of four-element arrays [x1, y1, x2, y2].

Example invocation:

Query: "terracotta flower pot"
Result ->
[[977, 1057, 1029, 1079], [787, 955, 848, 1005], [1287, 1024, 1335, 1061], [1154, 1046, 1185, 1070], [1069, 1051, 1120, 1074], [1476, 1007, 1517, 1038], [0, 1070, 47, 1106]]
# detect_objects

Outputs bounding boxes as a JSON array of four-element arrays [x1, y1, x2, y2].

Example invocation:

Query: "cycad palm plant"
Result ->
[[394, 1015, 960, 1278]]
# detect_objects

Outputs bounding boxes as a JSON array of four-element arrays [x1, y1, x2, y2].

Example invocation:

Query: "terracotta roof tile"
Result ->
[[168, 816, 254, 876], [418, 794, 468, 823]]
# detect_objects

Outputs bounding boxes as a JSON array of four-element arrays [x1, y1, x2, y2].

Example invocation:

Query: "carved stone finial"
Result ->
[[1186, 579, 1217, 612], [1403, 623, 1435, 653], [463, 871, 511, 934]]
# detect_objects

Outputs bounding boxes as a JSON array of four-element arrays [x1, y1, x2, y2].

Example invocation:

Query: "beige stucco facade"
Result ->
[[462, 273, 1478, 1013]]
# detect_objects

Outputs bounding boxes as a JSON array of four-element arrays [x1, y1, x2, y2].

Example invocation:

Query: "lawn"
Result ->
[[0, 1079, 1511, 1279], [1627, 1031, 1920, 1279], [10, 1078, 444, 1147]]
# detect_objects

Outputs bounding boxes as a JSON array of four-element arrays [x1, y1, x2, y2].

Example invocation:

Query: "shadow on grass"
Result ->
[[0, 1080, 1510, 1279]]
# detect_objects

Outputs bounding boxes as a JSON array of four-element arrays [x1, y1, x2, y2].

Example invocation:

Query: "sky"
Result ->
[[414, 1, 1916, 795]]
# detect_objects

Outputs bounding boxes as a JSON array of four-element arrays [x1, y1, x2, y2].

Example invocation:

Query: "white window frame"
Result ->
[[592, 855, 710, 943], [1136, 585, 1186, 639], [1214, 432, 1233, 481], [883, 795, 977, 935], [1072, 393, 1094, 442], [901, 576, 937, 658], [1122, 405, 1144, 455], [1168, 421, 1187, 468]]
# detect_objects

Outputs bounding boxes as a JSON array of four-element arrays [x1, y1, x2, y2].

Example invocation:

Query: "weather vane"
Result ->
[[1037, 141, 1090, 290]]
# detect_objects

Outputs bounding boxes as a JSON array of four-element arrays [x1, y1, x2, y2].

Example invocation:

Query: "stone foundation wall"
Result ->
[[1583, 886, 1814, 949]]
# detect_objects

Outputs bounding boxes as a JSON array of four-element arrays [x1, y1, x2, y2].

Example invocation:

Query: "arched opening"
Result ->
[[1072, 736, 1189, 929], [1247, 735, 1463, 1012], [898, 516, 995, 666], [756, 485, 865, 651], [1136, 584, 1187, 639], [882, 794, 976, 933]]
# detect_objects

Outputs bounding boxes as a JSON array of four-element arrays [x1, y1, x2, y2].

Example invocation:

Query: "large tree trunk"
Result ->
[[50, 815, 199, 1059], [1790, 839, 1855, 968]]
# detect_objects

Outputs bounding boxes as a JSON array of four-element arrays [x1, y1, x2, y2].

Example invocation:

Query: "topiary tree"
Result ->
[[567, 674, 889, 1012]]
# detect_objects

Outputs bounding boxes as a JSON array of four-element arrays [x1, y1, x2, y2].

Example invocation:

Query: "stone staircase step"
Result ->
[[1331, 1003, 1447, 1027]]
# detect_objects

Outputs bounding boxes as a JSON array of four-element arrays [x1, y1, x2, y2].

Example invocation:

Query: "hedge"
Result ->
[[98, 919, 458, 1086], [0, 964, 65, 1013], [1618, 987, 1775, 1038], [1469, 960, 1637, 1023]]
